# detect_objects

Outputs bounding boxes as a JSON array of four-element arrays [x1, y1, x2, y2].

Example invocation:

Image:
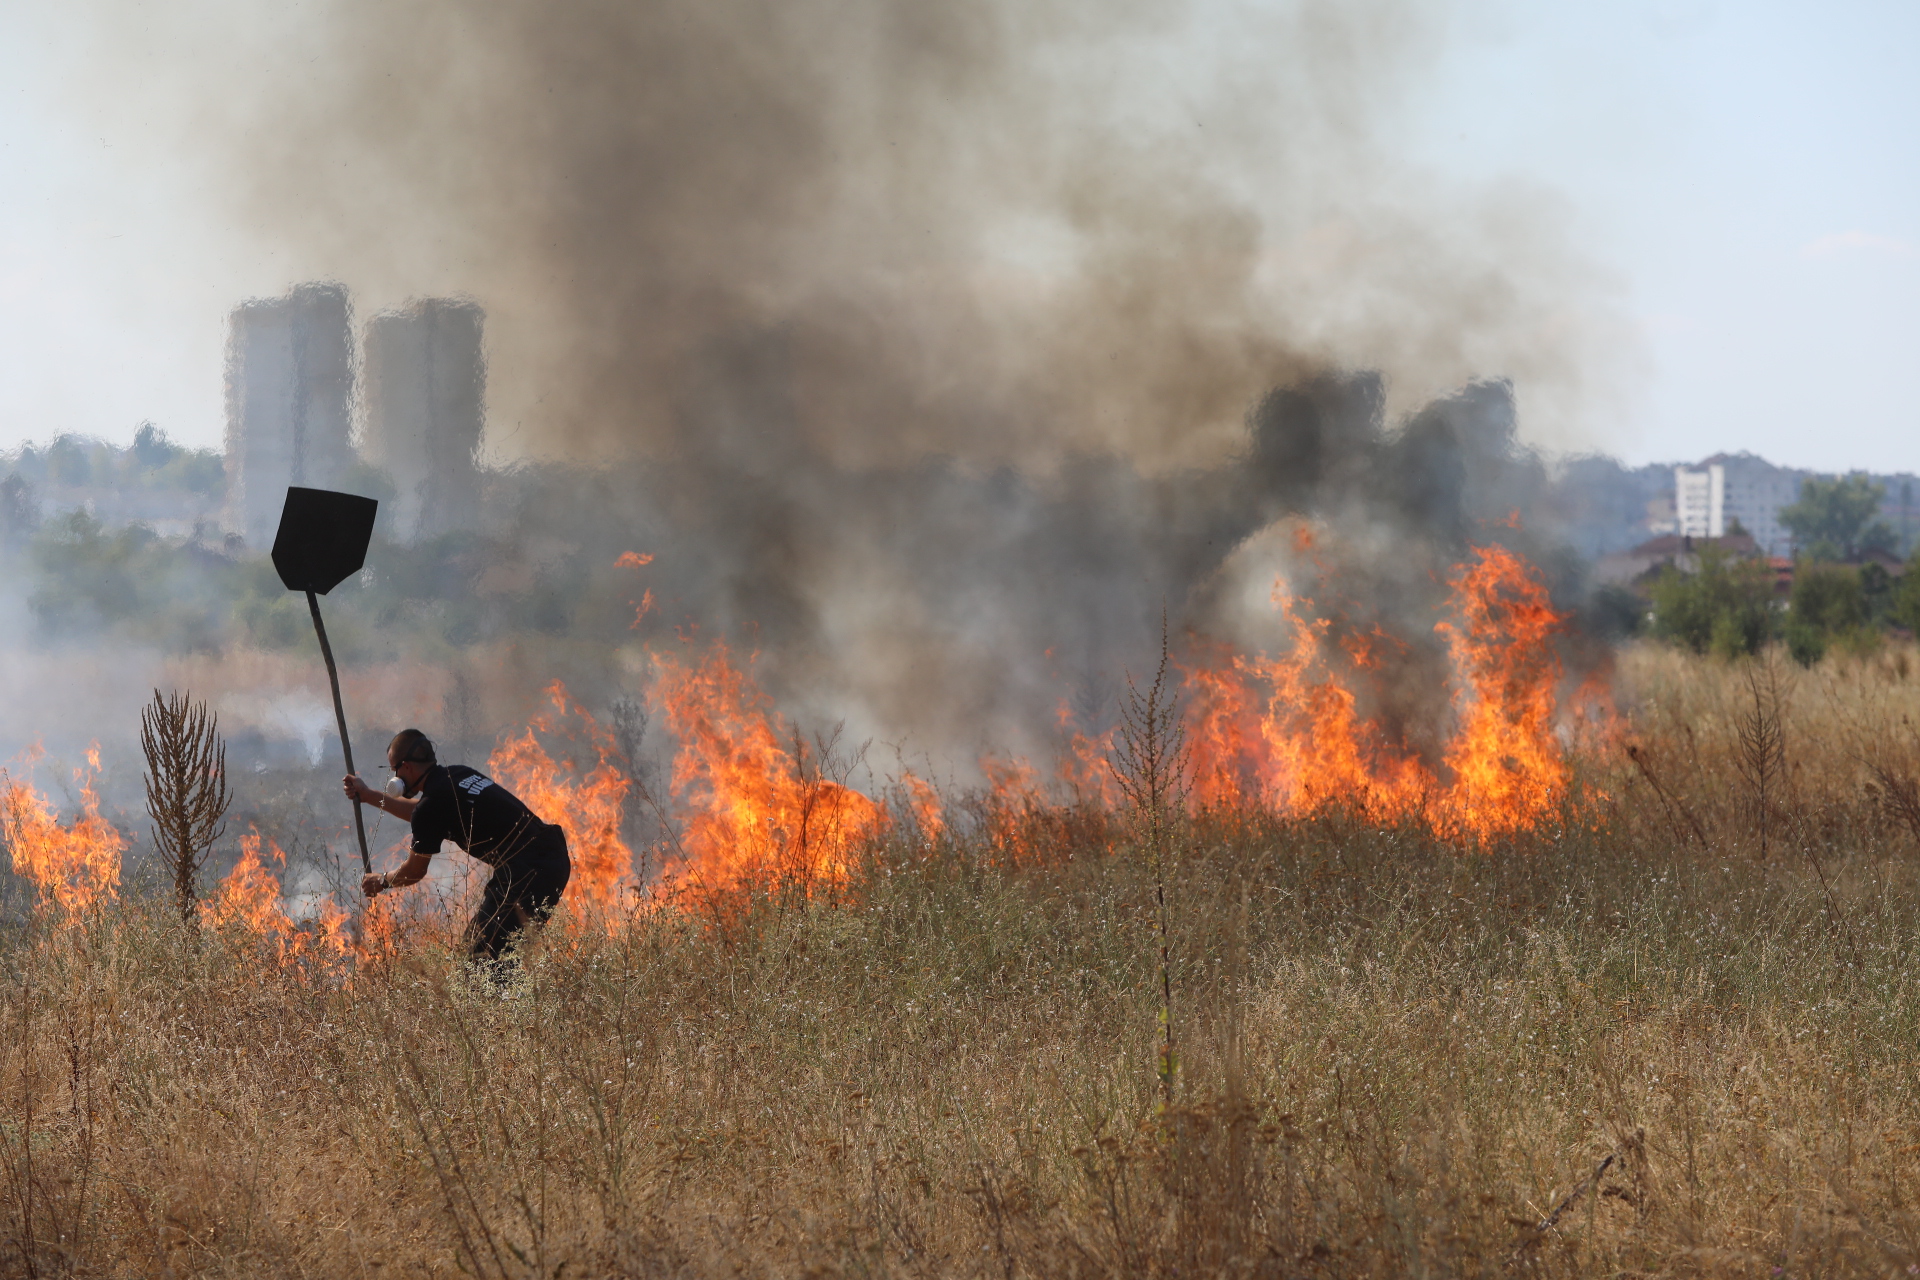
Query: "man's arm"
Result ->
[[344, 773, 431, 899], [344, 774, 421, 821], [362, 852, 433, 900]]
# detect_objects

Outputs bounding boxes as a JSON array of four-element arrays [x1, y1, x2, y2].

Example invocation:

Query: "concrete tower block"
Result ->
[[224, 282, 355, 546], [362, 298, 485, 543]]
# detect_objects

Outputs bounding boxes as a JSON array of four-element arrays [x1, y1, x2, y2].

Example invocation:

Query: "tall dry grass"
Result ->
[[5, 641, 1920, 1278]]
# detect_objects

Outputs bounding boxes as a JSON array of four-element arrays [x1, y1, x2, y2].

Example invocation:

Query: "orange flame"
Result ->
[[1185, 597, 1431, 822], [1265, 587, 1434, 821], [619, 552, 657, 628], [1181, 640, 1263, 811], [899, 772, 944, 842], [14, 536, 1583, 968], [1, 747, 124, 913], [202, 831, 357, 968], [488, 682, 634, 912], [1430, 544, 1569, 841], [650, 641, 884, 890], [314, 893, 353, 958], [1567, 668, 1625, 759], [978, 753, 1047, 862], [977, 747, 1118, 864], [1055, 701, 1122, 808], [203, 831, 295, 943], [1180, 539, 1574, 841]]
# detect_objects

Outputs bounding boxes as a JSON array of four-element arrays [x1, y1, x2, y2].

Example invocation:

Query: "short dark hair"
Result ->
[[388, 729, 437, 766]]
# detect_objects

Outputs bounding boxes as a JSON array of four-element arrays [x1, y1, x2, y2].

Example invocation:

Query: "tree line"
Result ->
[[1646, 474, 1920, 663]]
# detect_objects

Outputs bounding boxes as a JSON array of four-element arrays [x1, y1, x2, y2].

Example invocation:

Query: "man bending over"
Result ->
[[345, 729, 572, 968]]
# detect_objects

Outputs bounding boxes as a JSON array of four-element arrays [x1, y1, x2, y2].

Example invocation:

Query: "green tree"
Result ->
[[1783, 562, 1869, 666], [1649, 545, 1775, 657], [1779, 474, 1895, 561], [29, 510, 150, 629], [130, 421, 181, 470], [0, 474, 37, 554], [45, 434, 97, 487], [1860, 561, 1895, 623], [29, 509, 242, 650], [1893, 548, 1920, 635], [1584, 582, 1646, 640], [125, 424, 225, 495]]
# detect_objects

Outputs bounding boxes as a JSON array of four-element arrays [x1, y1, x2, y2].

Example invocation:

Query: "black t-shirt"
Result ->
[[409, 765, 561, 867]]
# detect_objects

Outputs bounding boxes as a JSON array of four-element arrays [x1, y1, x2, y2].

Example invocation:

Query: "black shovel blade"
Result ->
[[271, 487, 379, 595]]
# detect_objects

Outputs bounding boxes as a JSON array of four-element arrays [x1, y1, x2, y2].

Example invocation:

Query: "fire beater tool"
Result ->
[[270, 486, 380, 873]]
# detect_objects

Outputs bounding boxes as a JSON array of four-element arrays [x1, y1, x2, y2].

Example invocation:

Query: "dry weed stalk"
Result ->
[[1733, 652, 1788, 861], [1867, 742, 1920, 843], [609, 696, 687, 884], [1625, 742, 1707, 850], [1509, 1151, 1616, 1265], [140, 689, 231, 923], [1109, 614, 1191, 1110], [1852, 711, 1920, 845]]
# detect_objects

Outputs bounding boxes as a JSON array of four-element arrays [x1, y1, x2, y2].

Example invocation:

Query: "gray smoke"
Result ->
[[58, 0, 1632, 771]]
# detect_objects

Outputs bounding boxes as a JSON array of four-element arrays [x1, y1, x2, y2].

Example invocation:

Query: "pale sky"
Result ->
[[0, 0, 1914, 473], [1406, 0, 1920, 473]]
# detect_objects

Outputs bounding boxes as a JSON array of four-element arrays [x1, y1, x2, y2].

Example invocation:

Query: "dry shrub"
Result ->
[[140, 689, 231, 925]]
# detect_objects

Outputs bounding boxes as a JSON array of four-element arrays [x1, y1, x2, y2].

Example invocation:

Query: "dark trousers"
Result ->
[[465, 832, 571, 963]]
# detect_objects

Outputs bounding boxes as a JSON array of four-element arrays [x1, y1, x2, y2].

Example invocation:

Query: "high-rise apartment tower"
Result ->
[[224, 282, 356, 545], [362, 298, 485, 543]]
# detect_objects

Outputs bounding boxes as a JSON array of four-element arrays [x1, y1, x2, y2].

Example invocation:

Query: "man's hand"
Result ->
[[343, 773, 380, 804], [362, 854, 431, 899]]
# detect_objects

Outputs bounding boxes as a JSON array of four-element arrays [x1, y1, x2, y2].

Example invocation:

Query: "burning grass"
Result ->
[[8, 615, 1920, 1273], [1, 747, 122, 915], [1183, 539, 1584, 844]]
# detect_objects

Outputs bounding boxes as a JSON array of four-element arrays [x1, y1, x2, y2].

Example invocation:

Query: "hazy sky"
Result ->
[[1406, 0, 1920, 473], [0, 0, 1913, 473]]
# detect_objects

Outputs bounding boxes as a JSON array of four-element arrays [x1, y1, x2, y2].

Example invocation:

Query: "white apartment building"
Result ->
[[1674, 464, 1722, 539], [1672, 454, 1803, 556]]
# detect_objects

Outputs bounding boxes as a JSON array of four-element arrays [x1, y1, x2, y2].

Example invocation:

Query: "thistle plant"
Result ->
[[140, 689, 231, 924]]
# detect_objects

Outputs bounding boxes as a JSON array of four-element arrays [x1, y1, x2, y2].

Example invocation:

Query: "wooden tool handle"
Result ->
[[307, 589, 373, 873]]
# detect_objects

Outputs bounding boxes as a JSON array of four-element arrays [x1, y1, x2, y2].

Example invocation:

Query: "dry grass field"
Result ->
[[7, 642, 1920, 1277]]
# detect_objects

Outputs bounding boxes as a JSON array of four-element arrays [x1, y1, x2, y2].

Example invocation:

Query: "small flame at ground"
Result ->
[[202, 829, 286, 935], [2, 747, 124, 913], [651, 641, 884, 890], [898, 773, 944, 843], [203, 831, 355, 966], [979, 754, 1046, 863], [1056, 701, 1122, 809]]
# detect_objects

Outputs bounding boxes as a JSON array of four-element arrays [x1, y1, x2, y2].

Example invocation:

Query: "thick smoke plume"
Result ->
[[66, 0, 1630, 768]]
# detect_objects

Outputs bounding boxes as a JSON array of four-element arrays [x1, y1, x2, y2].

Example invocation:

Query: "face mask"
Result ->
[[386, 775, 407, 799]]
